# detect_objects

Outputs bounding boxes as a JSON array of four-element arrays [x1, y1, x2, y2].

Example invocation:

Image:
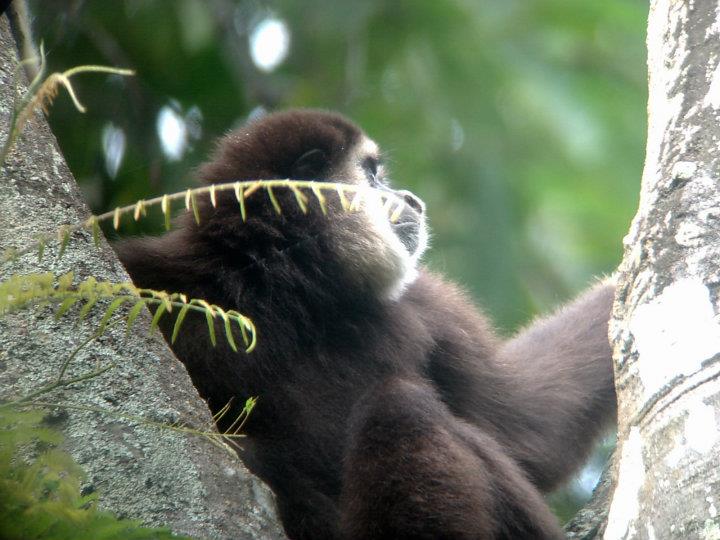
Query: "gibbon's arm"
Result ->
[[418, 274, 616, 493], [114, 232, 188, 293], [113, 226, 219, 300], [494, 280, 617, 490]]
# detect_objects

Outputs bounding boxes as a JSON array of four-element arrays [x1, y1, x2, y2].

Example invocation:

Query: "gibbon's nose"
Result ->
[[399, 190, 425, 215]]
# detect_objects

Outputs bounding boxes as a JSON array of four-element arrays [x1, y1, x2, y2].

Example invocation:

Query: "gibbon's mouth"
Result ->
[[392, 220, 422, 256]]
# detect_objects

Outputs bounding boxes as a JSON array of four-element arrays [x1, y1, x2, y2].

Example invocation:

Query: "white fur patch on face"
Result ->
[[358, 138, 380, 158], [359, 185, 428, 300], [330, 134, 429, 300]]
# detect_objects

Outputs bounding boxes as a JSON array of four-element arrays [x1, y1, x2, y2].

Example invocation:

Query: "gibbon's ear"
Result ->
[[291, 148, 329, 179]]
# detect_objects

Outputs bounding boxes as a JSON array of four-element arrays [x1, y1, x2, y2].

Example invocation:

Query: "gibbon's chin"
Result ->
[[358, 187, 429, 300]]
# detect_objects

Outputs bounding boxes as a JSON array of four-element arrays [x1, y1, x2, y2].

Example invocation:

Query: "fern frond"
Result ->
[[10, 399, 256, 450], [1, 52, 134, 167], [1, 180, 404, 266], [0, 273, 256, 353], [15, 65, 135, 132], [93, 180, 401, 228]]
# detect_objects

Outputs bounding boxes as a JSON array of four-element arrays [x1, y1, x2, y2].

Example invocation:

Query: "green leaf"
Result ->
[[125, 300, 147, 334], [234, 182, 246, 222], [37, 237, 46, 262], [57, 272, 74, 291], [336, 185, 350, 210], [91, 217, 101, 247], [291, 186, 308, 214], [244, 396, 257, 415], [97, 296, 129, 335], [204, 309, 217, 346], [312, 184, 327, 215], [113, 207, 123, 229], [54, 296, 79, 319], [190, 191, 201, 225], [150, 301, 168, 333], [266, 185, 282, 214], [171, 303, 191, 343], [238, 317, 256, 352], [79, 295, 98, 320], [223, 314, 238, 352], [161, 194, 171, 230], [58, 227, 71, 259]]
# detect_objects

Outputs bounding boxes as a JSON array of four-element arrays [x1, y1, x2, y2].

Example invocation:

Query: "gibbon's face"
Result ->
[[324, 132, 429, 299], [199, 109, 429, 298]]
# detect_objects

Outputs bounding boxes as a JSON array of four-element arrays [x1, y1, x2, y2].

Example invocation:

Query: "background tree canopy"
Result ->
[[27, 0, 647, 520]]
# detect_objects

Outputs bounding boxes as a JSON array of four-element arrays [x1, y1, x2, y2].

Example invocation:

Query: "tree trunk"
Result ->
[[0, 14, 285, 540], [601, 1, 720, 538]]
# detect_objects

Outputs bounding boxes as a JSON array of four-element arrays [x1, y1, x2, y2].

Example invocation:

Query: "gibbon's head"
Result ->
[[197, 109, 429, 299]]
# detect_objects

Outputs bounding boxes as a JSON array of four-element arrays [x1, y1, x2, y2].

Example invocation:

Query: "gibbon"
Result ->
[[115, 109, 616, 540]]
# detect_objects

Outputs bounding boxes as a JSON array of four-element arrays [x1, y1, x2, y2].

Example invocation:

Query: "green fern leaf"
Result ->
[[150, 302, 168, 333], [91, 217, 101, 247], [37, 237, 46, 262], [189, 190, 201, 225], [97, 297, 129, 335], [79, 295, 98, 320], [291, 186, 309, 214], [234, 182, 246, 222], [204, 309, 217, 346], [266, 185, 282, 214], [222, 314, 238, 352], [125, 300, 147, 334], [161, 194, 171, 231], [57, 272, 74, 291], [312, 184, 328, 215], [244, 396, 257, 414], [113, 207, 122, 230], [171, 303, 191, 343], [54, 297, 79, 319], [336, 185, 350, 210], [237, 316, 256, 352], [58, 227, 71, 259]]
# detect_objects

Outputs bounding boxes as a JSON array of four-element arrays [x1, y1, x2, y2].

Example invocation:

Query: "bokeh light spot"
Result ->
[[157, 104, 188, 161], [249, 17, 290, 72]]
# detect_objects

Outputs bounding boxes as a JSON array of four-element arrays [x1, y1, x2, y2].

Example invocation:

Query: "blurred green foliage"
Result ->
[[0, 406, 193, 540], [29, 0, 646, 329], [26, 0, 646, 521]]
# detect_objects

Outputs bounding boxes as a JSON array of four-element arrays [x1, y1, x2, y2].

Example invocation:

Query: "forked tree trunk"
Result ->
[[0, 14, 285, 540]]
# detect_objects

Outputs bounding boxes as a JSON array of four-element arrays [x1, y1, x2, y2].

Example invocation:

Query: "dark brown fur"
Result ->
[[114, 110, 616, 540]]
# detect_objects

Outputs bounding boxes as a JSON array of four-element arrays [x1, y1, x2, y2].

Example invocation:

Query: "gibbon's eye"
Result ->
[[361, 156, 384, 186], [291, 148, 329, 179]]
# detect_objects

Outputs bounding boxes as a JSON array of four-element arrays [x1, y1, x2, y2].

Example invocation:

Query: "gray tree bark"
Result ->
[[602, 1, 720, 539], [0, 14, 286, 540]]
